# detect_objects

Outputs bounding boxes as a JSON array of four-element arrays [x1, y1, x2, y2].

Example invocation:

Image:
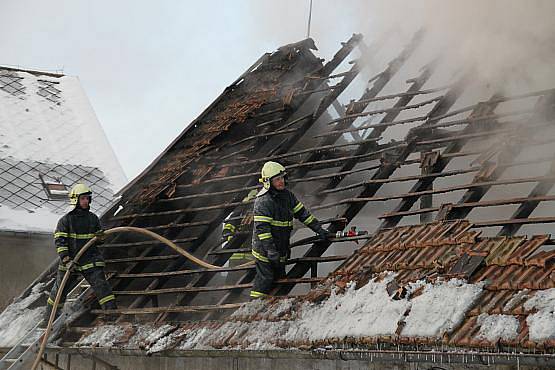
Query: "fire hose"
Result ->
[[31, 226, 254, 370], [32, 225, 368, 369]]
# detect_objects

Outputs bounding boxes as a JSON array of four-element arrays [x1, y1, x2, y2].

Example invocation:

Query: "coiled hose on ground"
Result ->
[[31, 226, 254, 370]]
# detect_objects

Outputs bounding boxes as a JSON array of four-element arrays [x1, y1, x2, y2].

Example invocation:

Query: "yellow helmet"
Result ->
[[259, 161, 286, 190], [69, 183, 92, 206]]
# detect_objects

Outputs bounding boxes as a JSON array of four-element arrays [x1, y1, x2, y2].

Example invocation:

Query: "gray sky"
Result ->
[[0, 1, 370, 180]]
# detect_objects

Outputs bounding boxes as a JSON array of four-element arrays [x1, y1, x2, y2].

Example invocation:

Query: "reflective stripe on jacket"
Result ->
[[222, 204, 248, 243], [252, 188, 321, 262], [54, 207, 103, 265]]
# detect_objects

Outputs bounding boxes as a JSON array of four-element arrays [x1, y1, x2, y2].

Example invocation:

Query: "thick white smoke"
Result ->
[[249, 0, 555, 94]]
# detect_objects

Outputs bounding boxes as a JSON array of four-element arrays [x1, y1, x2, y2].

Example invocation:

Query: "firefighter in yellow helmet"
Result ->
[[250, 161, 328, 298], [42, 183, 116, 326]]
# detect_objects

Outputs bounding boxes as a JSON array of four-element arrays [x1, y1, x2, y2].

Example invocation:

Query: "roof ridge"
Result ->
[[0, 64, 65, 78]]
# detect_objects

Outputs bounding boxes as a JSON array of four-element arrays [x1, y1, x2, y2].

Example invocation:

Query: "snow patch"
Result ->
[[148, 334, 175, 354], [229, 298, 267, 319], [243, 321, 288, 350], [178, 327, 216, 350], [74, 276, 488, 350], [524, 288, 555, 341], [504, 289, 530, 312], [76, 325, 127, 347], [289, 276, 411, 341], [264, 298, 295, 320], [144, 324, 177, 354], [0, 204, 58, 232], [123, 324, 174, 349], [0, 282, 47, 347], [144, 324, 175, 345], [0, 70, 126, 190], [402, 279, 484, 337], [476, 314, 519, 342]]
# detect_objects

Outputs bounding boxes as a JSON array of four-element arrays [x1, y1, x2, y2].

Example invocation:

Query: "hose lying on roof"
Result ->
[[32, 226, 254, 370]]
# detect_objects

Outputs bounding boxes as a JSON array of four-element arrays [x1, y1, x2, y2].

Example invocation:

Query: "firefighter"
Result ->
[[250, 161, 328, 299], [221, 189, 257, 290], [42, 183, 116, 325]]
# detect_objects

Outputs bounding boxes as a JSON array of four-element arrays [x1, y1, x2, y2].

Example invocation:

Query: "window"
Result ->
[[40, 174, 68, 200]]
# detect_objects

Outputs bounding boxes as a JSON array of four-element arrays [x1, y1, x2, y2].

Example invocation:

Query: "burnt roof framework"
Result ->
[[85, 33, 555, 322], [7, 32, 555, 356], [93, 32, 429, 323]]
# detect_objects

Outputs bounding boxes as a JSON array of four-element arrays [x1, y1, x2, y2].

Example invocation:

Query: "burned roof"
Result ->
[[2, 31, 555, 368], [75, 220, 555, 353], [117, 38, 329, 204]]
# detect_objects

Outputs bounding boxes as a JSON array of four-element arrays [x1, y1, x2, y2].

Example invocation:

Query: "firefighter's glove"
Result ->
[[61, 256, 73, 269], [267, 249, 281, 265], [317, 228, 329, 241]]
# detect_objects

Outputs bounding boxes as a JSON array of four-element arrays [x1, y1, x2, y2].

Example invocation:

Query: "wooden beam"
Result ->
[[323, 167, 479, 195], [91, 303, 245, 315], [100, 236, 198, 249], [220, 137, 382, 169], [318, 175, 555, 210], [474, 216, 555, 228], [112, 277, 322, 296], [105, 255, 180, 264], [327, 95, 442, 125], [114, 264, 255, 279]]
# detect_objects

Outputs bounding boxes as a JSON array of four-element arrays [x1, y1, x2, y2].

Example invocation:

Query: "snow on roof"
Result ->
[[524, 288, 555, 341], [0, 67, 126, 191], [0, 205, 58, 233], [476, 314, 520, 342], [72, 220, 555, 352], [72, 275, 485, 352], [0, 281, 46, 347], [0, 156, 116, 232]]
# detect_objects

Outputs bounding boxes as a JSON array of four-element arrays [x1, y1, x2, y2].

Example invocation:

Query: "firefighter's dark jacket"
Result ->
[[54, 207, 104, 270], [252, 188, 322, 262], [222, 206, 245, 243], [222, 204, 255, 261]]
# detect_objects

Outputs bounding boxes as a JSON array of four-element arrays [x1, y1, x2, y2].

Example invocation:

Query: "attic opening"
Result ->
[[40, 173, 69, 200]]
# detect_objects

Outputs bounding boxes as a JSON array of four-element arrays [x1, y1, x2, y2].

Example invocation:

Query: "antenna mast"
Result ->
[[306, 0, 313, 38]]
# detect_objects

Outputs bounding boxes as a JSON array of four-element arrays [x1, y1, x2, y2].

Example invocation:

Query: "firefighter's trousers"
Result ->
[[226, 256, 254, 298], [46, 266, 116, 315], [250, 259, 286, 298]]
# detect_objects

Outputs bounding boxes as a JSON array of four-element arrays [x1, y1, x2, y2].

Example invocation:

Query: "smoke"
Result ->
[[248, 0, 555, 94], [377, 0, 555, 93]]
